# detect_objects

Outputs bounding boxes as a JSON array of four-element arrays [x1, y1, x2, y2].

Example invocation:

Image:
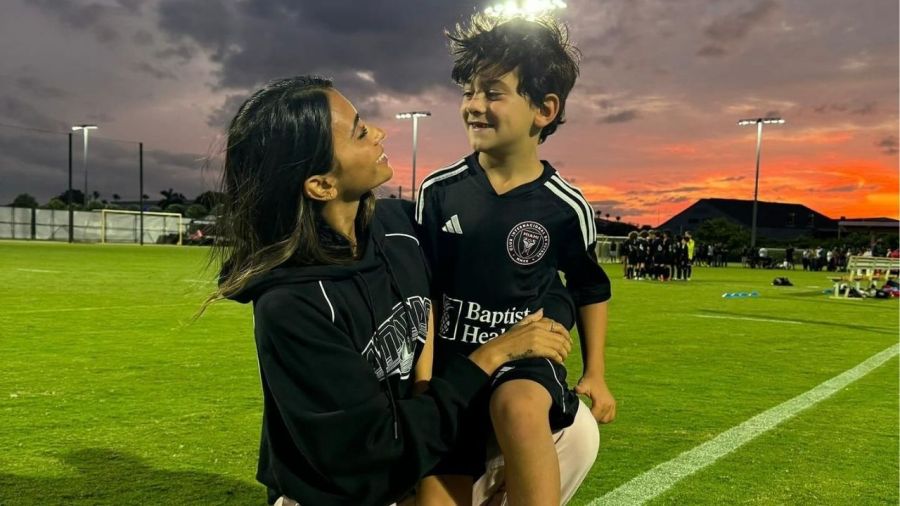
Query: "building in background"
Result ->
[[659, 198, 839, 241]]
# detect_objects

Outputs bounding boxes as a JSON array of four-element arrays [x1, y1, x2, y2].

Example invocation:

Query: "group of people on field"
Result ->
[[798, 242, 896, 272], [742, 240, 899, 272], [205, 15, 615, 506], [620, 230, 697, 281]]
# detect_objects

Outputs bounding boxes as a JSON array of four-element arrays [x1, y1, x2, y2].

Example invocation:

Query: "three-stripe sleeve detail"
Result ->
[[415, 159, 468, 225], [544, 175, 596, 250]]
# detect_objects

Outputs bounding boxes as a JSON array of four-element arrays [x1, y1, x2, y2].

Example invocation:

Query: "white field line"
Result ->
[[15, 268, 62, 273], [3, 303, 190, 315], [590, 343, 900, 506], [693, 314, 803, 325]]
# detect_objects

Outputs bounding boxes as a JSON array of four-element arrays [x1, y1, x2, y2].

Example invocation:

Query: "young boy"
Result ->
[[414, 15, 615, 505]]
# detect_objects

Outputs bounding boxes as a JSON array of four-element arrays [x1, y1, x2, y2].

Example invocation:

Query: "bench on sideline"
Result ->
[[829, 255, 900, 298]]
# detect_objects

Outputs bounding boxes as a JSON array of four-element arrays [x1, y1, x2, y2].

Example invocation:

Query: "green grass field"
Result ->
[[1, 241, 897, 505]]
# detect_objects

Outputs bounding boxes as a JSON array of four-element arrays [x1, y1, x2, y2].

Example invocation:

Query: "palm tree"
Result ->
[[159, 188, 187, 209]]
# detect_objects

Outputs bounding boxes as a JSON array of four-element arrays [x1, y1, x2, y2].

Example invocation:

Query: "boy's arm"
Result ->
[[557, 209, 615, 423], [413, 308, 435, 395], [574, 301, 616, 423]]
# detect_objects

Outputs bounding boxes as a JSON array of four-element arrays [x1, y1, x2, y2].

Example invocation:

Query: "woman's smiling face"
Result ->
[[328, 90, 393, 199]]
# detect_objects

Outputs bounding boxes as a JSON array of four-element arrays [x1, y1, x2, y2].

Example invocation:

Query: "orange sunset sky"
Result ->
[[0, 0, 896, 227]]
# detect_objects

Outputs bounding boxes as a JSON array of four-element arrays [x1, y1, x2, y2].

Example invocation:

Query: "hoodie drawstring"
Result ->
[[373, 238, 422, 345], [355, 273, 401, 440]]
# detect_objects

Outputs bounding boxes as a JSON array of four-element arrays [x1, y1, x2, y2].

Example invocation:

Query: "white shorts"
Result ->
[[472, 398, 600, 505], [276, 399, 600, 506]]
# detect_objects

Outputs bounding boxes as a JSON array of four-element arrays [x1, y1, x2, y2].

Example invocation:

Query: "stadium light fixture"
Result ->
[[72, 124, 98, 207], [484, 0, 567, 19], [395, 111, 431, 201], [737, 117, 785, 249]]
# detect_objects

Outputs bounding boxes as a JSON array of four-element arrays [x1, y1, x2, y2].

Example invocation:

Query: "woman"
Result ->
[[206, 76, 572, 505]]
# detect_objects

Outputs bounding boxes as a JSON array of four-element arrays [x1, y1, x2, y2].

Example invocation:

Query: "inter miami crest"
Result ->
[[506, 221, 550, 265]]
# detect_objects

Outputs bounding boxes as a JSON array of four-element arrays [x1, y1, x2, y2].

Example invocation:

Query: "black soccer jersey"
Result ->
[[415, 153, 611, 361]]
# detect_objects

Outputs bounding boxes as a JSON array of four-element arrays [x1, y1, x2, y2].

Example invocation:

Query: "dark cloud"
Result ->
[[764, 110, 780, 118], [93, 24, 119, 44], [584, 54, 616, 67], [207, 93, 250, 128], [133, 29, 155, 46], [718, 175, 746, 182], [86, 112, 115, 123], [669, 186, 705, 193], [852, 102, 877, 115], [15, 77, 66, 99], [703, 0, 779, 43], [876, 135, 898, 155], [0, 96, 67, 131], [805, 183, 868, 194], [155, 44, 196, 62], [0, 126, 213, 203], [588, 199, 627, 208], [698, 0, 779, 57], [116, 0, 143, 14], [0, 127, 69, 174], [133, 62, 176, 80], [147, 149, 205, 172], [824, 185, 857, 193], [626, 185, 704, 196], [812, 104, 836, 113], [156, 0, 473, 99], [26, 0, 124, 43], [585, 199, 633, 221], [598, 110, 639, 124], [696, 44, 727, 57], [812, 101, 877, 115], [352, 95, 383, 120]]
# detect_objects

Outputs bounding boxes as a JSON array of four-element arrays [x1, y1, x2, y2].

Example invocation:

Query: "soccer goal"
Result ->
[[100, 209, 184, 245]]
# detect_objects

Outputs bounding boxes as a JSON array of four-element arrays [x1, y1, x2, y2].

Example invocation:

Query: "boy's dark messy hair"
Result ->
[[446, 14, 581, 143]]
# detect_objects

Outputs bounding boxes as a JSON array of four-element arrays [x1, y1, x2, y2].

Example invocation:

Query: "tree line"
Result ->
[[7, 189, 224, 220]]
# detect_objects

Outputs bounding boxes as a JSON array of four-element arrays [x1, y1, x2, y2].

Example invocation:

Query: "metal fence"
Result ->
[[0, 206, 184, 244]]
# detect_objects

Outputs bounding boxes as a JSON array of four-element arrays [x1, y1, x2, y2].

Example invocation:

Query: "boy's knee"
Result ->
[[489, 380, 552, 428]]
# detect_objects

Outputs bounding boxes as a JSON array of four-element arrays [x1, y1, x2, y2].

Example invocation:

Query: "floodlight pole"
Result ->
[[737, 117, 784, 249], [67, 132, 74, 243], [72, 124, 98, 207], [396, 111, 431, 201], [139, 142, 144, 245]]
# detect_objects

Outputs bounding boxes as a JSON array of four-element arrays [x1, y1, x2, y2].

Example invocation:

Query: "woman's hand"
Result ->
[[468, 309, 572, 375]]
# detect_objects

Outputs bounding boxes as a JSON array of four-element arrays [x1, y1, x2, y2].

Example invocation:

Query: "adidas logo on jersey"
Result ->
[[441, 214, 463, 234]]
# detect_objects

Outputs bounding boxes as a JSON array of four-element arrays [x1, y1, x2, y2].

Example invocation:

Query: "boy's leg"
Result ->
[[418, 475, 474, 506], [490, 379, 558, 506], [473, 398, 599, 505]]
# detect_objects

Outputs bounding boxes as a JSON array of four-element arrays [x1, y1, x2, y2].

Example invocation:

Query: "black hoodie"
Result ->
[[228, 199, 489, 506]]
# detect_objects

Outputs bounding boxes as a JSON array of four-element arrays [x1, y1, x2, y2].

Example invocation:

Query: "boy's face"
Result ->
[[460, 70, 540, 155]]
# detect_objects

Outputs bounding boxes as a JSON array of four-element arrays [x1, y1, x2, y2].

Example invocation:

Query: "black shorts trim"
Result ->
[[428, 358, 579, 477]]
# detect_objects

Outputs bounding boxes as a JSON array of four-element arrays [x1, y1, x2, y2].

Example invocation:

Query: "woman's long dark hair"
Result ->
[[204, 76, 375, 308]]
